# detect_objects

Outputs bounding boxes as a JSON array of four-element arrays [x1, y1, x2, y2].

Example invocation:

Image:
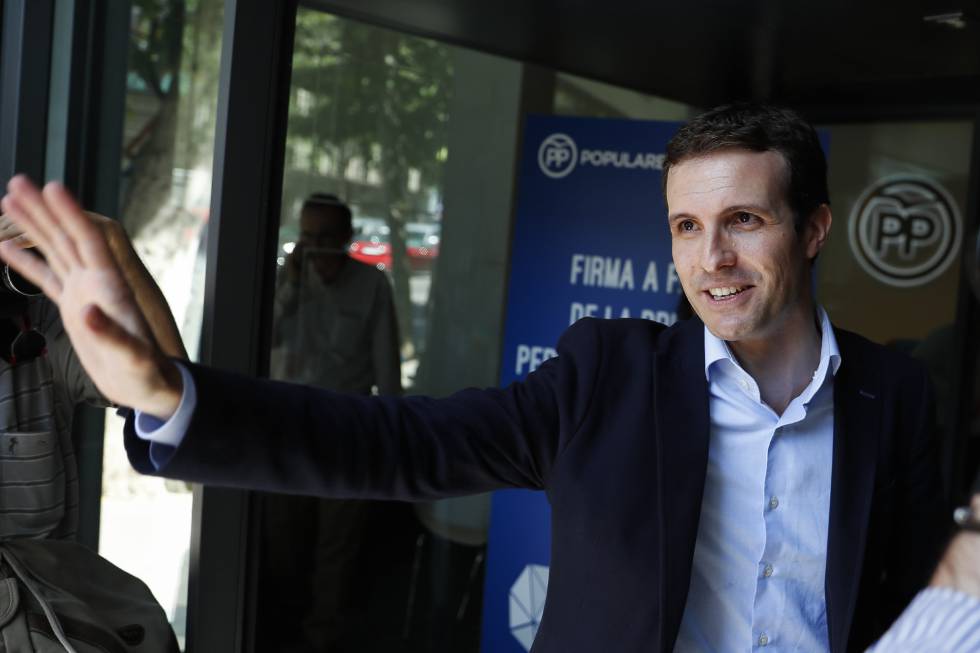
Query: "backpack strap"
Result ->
[[0, 545, 78, 652], [0, 577, 19, 628]]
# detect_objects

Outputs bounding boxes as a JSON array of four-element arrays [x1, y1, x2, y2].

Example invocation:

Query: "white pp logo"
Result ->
[[538, 134, 577, 179], [848, 176, 962, 287], [509, 564, 549, 651]]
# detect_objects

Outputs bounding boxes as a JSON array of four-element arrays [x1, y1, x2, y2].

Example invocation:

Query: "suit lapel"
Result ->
[[655, 318, 710, 652], [825, 329, 881, 653]]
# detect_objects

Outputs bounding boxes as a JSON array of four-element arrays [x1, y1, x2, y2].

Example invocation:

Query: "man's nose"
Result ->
[[701, 228, 736, 272]]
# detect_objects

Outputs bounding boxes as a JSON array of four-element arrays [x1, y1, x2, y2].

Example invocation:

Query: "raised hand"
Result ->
[[0, 176, 182, 418]]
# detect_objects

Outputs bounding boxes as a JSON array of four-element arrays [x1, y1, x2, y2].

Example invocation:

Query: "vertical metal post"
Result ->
[[0, 0, 55, 183], [187, 1, 297, 651], [951, 113, 980, 501]]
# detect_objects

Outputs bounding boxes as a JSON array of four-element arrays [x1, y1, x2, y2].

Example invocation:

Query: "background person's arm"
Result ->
[[867, 495, 980, 652]]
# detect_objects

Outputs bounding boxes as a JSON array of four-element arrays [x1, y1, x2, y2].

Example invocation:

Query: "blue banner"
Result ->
[[481, 115, 684, 652]]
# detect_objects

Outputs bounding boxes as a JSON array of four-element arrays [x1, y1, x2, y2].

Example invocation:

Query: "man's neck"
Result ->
[[729, 306, 823, 416]]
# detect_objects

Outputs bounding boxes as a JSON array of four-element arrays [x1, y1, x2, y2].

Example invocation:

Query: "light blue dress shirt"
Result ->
[[673, 307, 841, 653]]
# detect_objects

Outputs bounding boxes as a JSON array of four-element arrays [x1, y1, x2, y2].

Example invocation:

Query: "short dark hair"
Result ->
[[302, 193, 352, 232], [663, 103, 829, 230]]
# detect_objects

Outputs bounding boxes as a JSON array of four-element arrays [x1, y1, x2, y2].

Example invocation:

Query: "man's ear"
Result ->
[[803, 204, 832, 260]]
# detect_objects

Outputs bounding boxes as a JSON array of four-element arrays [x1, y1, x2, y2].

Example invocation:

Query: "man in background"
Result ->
[[264, 193, 401, 652]]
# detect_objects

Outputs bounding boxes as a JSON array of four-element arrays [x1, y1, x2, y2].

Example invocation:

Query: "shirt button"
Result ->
[[759, 633, 769, 647], [769, 496, 779, 510], [763, 564, 774, 578]]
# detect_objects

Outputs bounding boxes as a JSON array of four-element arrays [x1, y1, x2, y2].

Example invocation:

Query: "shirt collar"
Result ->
[[703, 306, 842, 383]]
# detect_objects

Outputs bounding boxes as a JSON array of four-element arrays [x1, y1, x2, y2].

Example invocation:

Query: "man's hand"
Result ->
[[0, 210, 35, 248], [1, 208, 112, 249], [0, 176, 182, 419], [930, 494, 980, 599]]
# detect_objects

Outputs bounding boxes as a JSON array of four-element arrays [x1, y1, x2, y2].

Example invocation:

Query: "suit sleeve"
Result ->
[[123, 318, 603, 500]]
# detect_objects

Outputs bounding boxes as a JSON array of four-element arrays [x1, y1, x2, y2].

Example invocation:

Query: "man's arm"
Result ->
[[122, 311, 600, 499], [0, 176, 601, 500]]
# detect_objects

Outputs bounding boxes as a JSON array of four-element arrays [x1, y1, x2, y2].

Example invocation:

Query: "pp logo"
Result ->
[[848, 176, 962, 287], [538, 134, 577, 179], [509, 564, 549, 651]]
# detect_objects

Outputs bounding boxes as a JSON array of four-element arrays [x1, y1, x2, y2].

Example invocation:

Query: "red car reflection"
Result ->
[[348, 239, 392, 271]]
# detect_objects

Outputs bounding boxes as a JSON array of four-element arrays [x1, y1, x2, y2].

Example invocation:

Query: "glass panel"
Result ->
[[967, 224, 980, 492], [554, 72, 698, 120], [259, 9, 482, 652], [817, 120, 974, 500], [98, 1, 224, 647], [277, 11, 452, 390]]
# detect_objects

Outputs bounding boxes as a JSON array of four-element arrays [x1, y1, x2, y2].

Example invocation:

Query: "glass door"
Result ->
[[815, 118, 979, 502]]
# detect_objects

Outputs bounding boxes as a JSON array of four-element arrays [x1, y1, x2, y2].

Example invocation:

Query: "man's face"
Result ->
[[299, 207, 352, 282], [666, 149, 828, 344]]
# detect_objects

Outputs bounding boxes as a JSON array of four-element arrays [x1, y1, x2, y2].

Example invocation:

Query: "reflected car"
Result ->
[[346, 220, 442, 272], [349, 218, 393, 271], [349, 237, 393, 271], [406, 223, 440, 272]]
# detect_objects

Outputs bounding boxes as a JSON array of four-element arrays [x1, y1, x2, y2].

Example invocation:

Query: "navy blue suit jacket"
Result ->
[[125, 317, 944, 652]]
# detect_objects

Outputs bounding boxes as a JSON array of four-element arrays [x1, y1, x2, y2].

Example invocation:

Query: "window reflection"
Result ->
[[257, 9, 494, 652], [98, 1, 224, 648]]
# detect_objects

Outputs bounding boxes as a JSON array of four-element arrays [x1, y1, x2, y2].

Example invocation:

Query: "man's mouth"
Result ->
[[706, 286, 750, 300]]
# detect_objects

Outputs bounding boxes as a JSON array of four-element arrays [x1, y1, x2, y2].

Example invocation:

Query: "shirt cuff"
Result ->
[[867, 587, 980, 652], [133, 361, 197, 468]]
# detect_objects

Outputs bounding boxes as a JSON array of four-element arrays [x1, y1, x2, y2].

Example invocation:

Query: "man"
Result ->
[[271, 192, 401, 394], [0, 104, 945, 652], [264, 192, 401, 652]]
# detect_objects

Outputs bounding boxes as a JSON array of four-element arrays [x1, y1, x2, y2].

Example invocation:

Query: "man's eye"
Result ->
[[679, 220, 695, 232], [736, 212, 757, 224]]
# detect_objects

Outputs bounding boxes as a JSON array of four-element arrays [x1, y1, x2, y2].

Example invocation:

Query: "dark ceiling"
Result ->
[[311, 0, 980, 117]]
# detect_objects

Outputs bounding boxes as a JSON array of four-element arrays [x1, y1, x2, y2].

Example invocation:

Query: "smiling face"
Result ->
[[666, 148, 830, 345]]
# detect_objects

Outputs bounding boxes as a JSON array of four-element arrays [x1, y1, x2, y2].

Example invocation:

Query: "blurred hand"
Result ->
[[1, 208, 122, 250], [0, 176, 182, 419], [0, 211, 35, 248]]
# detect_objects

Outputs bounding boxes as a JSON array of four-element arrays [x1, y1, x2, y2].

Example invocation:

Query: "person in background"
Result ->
[[264, 192, 402, 652]]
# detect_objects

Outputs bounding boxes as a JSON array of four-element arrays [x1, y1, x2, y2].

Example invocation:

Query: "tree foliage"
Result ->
[[286, 11, 454, 354]]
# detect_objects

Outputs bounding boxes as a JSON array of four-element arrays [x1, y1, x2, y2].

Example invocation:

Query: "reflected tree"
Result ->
[[122, 0, 222, 238], [288, 12, 453, 356], [121, 0, 223, 359]]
